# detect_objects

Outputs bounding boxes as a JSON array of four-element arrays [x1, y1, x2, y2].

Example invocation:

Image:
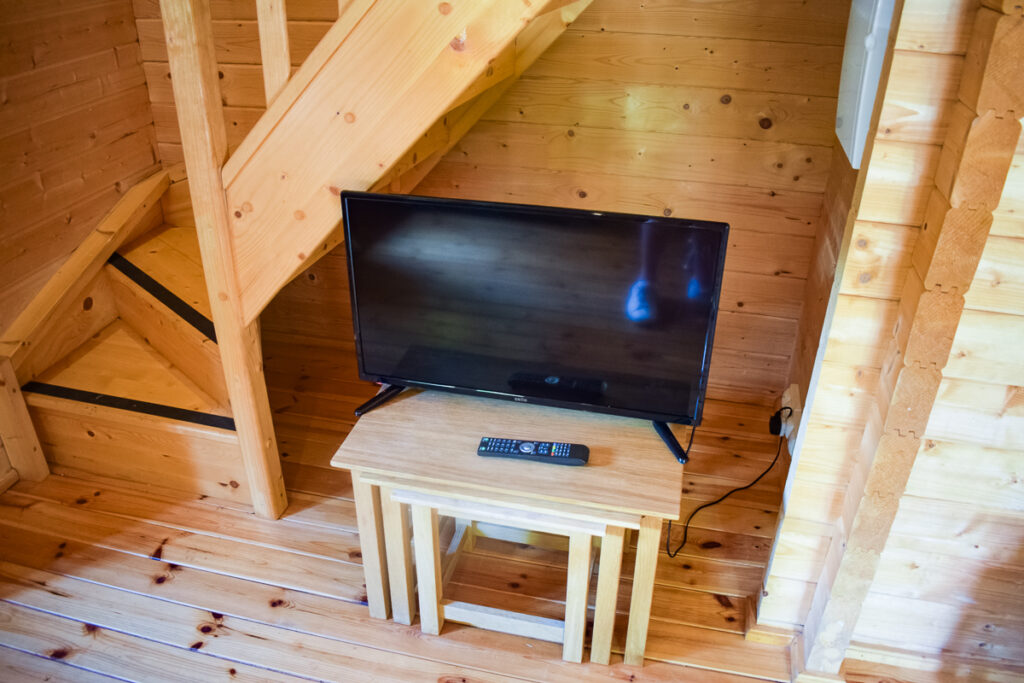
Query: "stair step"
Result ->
[[31, 320, 227, 417], [120, 223, 211, 320], [22, 319, 248, 506]]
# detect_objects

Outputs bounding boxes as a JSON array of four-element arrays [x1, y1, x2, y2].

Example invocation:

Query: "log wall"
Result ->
[[764, 0, 1024, 675], [759, 0, 980, 631], [848, 117, 1024, 667], [0, 1, 159, 334]]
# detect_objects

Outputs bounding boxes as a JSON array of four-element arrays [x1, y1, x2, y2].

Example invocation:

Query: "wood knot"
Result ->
[[344, 112, 356, 123], [720, 94, 732, 104], [758, 117, 772, 129], [438, 2, 451, 14], [82, 297, 93, 311], [450, 30, 466, 51]]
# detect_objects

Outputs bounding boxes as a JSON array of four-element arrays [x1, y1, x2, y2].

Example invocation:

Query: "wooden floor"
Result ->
[[0, 334, 795, 681]]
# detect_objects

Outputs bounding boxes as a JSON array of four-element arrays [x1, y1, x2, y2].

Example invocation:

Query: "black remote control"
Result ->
[[477, 437, 589, 466]]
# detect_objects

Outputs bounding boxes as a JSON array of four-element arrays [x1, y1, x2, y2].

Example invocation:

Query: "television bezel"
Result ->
[[341, 190, 729, 426]]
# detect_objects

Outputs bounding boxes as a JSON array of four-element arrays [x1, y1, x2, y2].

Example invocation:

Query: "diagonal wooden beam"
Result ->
[[160, 0, 287, 519], [373, 0, 591, 195], [222, 0, 584, 326]]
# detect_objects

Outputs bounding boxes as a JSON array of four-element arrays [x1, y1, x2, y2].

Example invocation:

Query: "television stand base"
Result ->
[[652, 421, 693, 465], [354, 384, 406, 417]]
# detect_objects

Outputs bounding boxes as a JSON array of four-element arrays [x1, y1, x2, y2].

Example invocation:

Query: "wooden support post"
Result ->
[[590, 525, 625, 665], [255, 0, 290, 105], [351, 472, 390, 619], [0, 357, 48, 482], [562, 532, 592, 664], [159, 0, 287, 519], [411, 504, 443, 636], [624, 515, 661, 666], [380, 487, 416, 625]]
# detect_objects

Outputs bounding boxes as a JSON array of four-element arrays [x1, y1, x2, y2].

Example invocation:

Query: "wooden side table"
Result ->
[[331, 390, 682, 666], [363, 471, 642, 663]]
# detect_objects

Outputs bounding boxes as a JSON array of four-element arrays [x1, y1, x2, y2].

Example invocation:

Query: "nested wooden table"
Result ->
[[330, 389, 682, 666]]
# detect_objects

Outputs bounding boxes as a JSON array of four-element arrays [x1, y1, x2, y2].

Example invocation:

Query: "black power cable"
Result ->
[[666, 406, 792, 559]]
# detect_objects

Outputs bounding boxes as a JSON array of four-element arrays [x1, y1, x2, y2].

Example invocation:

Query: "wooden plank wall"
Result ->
[[847, 119, 1024, 665], [131, 0, 337, 166], [415, 0, 853, 407], [0, 443, 14, 493], [758, 0, 981, 629], [137, 0, 851, 407], [0, 1, 160, 334]]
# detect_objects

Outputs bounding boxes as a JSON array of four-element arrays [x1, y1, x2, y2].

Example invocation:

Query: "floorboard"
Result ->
[[0, 274, 793, 680]]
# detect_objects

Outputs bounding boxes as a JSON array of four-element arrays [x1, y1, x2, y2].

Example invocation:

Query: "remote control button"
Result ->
[[519, 442, 535, 453]]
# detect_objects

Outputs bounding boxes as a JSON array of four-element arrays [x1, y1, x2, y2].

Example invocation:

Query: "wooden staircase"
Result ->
[[18, 199, 256, 505], [0, 0, 592, 517]]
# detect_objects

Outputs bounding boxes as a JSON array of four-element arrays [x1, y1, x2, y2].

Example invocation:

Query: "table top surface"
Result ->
[[330, 389, 683, 519]]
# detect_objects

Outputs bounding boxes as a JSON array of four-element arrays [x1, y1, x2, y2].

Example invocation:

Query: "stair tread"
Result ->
[[33, 319, 229, 417], [121, 224, 211, 320]]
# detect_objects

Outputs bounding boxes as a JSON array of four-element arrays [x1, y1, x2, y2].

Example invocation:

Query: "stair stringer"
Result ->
[[221, 0, 592, 326]]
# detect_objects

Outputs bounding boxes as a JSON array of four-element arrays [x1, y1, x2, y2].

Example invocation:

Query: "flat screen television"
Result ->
[[342, 191, 729, 426]]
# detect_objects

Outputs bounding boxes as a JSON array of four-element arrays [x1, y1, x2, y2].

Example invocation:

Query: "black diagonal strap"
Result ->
[[108, 252, 217, 342], [23, 382, 235, 431]]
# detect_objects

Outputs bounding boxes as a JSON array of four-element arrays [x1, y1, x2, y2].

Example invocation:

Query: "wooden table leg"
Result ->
[[411, 504, 444, 635], [590, 525, 625, 664], [380, 486, 416, 625], [563, 531, 593, 663], [350, 471, 390, 619], [624, 515, 661, 666]]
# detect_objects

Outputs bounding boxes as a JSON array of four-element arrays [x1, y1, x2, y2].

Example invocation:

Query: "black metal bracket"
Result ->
[[354, 383, 406, 417], [652, 420, 690, 464]]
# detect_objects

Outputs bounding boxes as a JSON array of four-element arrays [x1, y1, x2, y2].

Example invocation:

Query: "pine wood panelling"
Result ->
[[132, 0, 339, 21], [840, 221, 918, 300], [419, 161, 823, 238], [135, 18, 331, 65], [484, 79, 839, 147], [895, 0, 979, 55], [418, 3, 850, 406], [143, 61, 271, 107], [525, 31, 843, 98], [878, 52, 962, 146], [905, 439, 1024, 512], [844, 0, 1024, 669], [0, 1, 157, 334], [448, 121, 832, 193], [758, 0, 983, 647], [965, 235, 1024, 314], [571, 0, 849, 45], [0, 2, 139, 78]]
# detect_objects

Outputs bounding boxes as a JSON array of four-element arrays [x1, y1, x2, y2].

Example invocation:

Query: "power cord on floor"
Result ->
[[666, 406, 792, 559]]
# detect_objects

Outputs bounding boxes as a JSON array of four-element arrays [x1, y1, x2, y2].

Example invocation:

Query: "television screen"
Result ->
[[342, 192, 728, 425]]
